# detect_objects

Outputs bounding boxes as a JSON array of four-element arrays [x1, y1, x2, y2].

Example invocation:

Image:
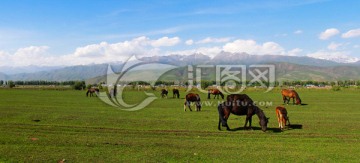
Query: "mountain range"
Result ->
[[1, 52, 360, 82]]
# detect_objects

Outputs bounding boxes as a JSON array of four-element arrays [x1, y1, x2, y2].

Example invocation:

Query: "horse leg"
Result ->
[[282, 95, 286, 104], [276, 111, 282, 129], [188, 102, 193, 111], [196, 101, 201, 111], [279, 114, 284, 130], [223, 110, 230, 130], [248, 117, 253, 130], [286, 97, 290, 105], [218, 104, 229, 130], [184, 101, 189, 111], [286, 117, 291, 127]]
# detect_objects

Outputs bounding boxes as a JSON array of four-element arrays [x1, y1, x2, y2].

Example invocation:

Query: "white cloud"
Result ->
[[185, 39, 194, 45], [307, 50, 359, 63], [341, 28, 360, 38], [12, 46, 53, 67], [0, 36, 182, 67], [319, 28, 340, 40], [222, 39, 286, 55], [327, 42, 342, 51], [168, 46, 222, 58], [294, 30, 303, 34], [150, 36, 180, 47], [287, 48, 303, 56], [196, 37, 231, 44]]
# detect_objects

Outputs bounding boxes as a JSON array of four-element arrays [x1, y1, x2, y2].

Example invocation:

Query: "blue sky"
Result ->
[[0, 0, 359, 66]]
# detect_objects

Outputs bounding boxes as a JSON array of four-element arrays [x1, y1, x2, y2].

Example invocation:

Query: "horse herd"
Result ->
[[86, 87, 302, 132], [182, 88, 302, 132]]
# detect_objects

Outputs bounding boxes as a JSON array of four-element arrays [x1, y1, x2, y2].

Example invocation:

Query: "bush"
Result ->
[[7, 81, 15, 88], [332, 86, 341, 91], [73, 81, 86, 90]]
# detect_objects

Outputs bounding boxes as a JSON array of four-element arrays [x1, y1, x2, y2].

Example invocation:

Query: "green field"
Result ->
[[0, 88, 359, 162]]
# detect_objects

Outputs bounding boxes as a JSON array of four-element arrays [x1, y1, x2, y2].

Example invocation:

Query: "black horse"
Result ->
[[173, 88, 180, 98], [217, 94, 269, 132], [161, 89, 168, 98]]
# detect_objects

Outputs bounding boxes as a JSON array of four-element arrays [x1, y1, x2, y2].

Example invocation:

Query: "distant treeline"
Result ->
[[0, 80, 87, 90], [1, 79, 360, 90], [0, 80, 82, 86]]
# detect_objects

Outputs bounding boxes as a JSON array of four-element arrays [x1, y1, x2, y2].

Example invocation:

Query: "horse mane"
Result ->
[[253, 106, 266, 119], [293, 90, 301, 103]]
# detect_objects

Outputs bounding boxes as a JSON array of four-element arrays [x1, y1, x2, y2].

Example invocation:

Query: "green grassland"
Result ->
[[0, 88, 360, 162]]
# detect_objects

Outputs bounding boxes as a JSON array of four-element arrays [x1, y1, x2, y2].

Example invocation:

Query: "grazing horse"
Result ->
[[281, 89, 301, 105], [217, 94, 269, 132], [86, 88, 99, 97], [275, 106, 290, 130], [173, 88, 180, 98], [161, 89, 168, 98], [208, 88, 224, 99], [184, 93, 201, 111]]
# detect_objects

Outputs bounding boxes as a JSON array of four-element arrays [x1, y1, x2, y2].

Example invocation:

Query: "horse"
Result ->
[[161, 89, 168, 98], [281, 89, 301, 105], [86, 88, 99, 97], [275, 106, 290, 130], [173, 88, 180, 98], [184, 93, 201, 111], [208, 88, 224, 99], [217, 94, 269, 132]]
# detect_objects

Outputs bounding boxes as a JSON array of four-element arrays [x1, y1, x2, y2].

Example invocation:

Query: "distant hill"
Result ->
[[1, 52, 360, 81]]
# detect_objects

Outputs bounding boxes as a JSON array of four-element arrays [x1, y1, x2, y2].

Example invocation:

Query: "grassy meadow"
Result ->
[[0, 87, 360, 162]]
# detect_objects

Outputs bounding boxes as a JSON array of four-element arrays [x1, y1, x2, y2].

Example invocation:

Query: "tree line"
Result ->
[[1, 79, 360, 90], [0, 80, 86, 90]]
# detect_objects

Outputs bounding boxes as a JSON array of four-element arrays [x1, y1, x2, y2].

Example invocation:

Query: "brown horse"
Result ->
[[281, 89, 301, 105], [161, 89, 168, 98], [173, 88, 180, 98], [218, 94, 269, 132], [208, 88, 224, 99], [86, 88, 99, 97], [184, 93, 201, 111], [275, 106, 290, 130]]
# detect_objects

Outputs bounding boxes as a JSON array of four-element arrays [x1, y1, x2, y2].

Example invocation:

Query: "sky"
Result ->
[[0, 0, 360, 67]]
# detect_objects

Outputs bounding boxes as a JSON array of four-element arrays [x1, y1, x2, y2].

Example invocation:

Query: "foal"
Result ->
[[275, 106, 290, 130]]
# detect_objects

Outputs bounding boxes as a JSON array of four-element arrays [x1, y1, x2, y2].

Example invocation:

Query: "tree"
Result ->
[[0, 80, 3, 85], [8, 80, 15, 88], [72, 81, 86, 90]]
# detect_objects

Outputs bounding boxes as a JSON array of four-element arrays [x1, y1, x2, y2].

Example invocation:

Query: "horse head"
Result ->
[[259, 116, 269, 132], [219, 92, 224, 99], [296, 97, 301, 105]]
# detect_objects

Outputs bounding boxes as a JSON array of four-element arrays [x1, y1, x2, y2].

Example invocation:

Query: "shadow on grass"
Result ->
[[289, 124, 303, 129], [220, 124, 303, 133]]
